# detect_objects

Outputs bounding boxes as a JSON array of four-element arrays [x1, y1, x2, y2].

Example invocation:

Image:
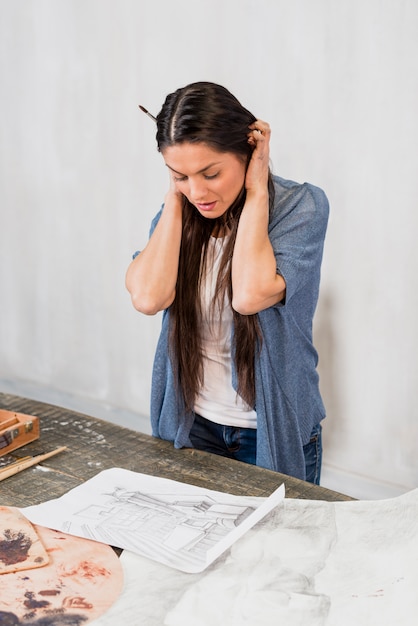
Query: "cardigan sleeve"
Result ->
[[268, 179, 329, 305], [132, 207, 164, 259]]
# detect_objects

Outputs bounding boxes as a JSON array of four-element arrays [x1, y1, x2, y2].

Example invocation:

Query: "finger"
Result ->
[[249, 120, 271, 135], [248, 128, 266, 143], [248, 129, 269, 152]]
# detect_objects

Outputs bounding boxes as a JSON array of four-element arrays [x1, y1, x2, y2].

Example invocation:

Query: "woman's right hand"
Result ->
[[165, 170, 185, 206], [125, 177, 183, 315]]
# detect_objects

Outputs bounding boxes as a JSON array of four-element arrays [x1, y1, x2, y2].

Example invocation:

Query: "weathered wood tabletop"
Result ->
[[0, 393, 353, 506]]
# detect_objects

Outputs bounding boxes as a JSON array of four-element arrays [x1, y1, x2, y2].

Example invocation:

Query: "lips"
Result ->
[[196, 202, 217, 212]]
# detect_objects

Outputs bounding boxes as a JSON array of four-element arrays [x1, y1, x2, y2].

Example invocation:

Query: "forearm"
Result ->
[[126, 196, 183, 315], [232, 189, 285, 315]]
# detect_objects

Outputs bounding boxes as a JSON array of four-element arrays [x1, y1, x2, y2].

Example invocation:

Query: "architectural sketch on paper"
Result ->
[[65, 486, 256, 570], [22, 468, 284, 573]]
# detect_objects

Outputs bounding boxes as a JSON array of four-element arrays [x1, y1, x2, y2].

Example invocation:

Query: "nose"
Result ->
[[188, 177, 208, 201]]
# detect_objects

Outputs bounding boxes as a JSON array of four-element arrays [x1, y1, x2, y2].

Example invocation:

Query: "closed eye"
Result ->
[[173, 172, 219, 182]]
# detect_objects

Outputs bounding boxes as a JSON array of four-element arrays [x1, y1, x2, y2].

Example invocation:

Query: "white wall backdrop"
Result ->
[[1, 0, 417, 499]]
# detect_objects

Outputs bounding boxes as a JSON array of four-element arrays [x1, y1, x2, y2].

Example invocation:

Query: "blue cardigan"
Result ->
[[148, 175, 329, 480]]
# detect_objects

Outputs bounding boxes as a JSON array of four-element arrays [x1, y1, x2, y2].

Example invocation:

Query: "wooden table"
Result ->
[[0, 393, 353, 506]]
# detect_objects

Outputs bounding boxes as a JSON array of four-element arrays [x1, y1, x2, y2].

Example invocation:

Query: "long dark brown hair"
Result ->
[[156, 82, 274, 412]]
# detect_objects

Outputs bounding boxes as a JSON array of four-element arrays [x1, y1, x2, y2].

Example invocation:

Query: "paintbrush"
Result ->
[[0, 446, 67, 481], [138, 104, 157, 122]]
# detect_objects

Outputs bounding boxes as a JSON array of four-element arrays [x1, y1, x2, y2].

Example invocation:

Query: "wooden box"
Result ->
[[0, 409, 40, 456]]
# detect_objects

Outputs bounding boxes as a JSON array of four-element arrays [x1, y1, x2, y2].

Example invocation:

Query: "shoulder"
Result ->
[[269, 175, 329, 234], [272, 174, 329, 215], [267, 174, 330, 254]]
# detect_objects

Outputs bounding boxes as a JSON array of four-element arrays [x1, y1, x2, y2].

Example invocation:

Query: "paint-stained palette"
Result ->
[[0, 507, 49, 574], [0, 508, 123, 625]]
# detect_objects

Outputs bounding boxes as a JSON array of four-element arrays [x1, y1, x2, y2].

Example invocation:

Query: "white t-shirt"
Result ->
[[193, 236, 257, 429]]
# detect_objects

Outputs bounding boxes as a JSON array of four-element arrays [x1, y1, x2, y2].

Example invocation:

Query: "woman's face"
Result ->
[[162, 142, 246, 219]]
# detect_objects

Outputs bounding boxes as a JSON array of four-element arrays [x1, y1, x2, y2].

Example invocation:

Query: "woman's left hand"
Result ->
[[232, 119, 285, 315], [245, 120, 271, 192]]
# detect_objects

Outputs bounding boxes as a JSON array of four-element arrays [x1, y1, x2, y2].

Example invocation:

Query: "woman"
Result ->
[[126, 82, 329, 484]]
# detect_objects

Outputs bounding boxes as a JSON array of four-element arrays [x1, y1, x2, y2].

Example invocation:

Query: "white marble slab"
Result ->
[[94, 489, 418, 626]]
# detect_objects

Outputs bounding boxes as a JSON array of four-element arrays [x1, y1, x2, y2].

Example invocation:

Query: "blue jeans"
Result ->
[[189, 413, 322, 485], [302, 422, 322, 485]]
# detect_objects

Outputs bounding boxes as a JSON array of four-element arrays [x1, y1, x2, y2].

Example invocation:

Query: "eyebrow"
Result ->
[[165, 161, 222, 176]]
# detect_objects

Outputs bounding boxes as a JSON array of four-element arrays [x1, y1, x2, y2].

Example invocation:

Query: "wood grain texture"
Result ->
[[0, 393, 354, 507]]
